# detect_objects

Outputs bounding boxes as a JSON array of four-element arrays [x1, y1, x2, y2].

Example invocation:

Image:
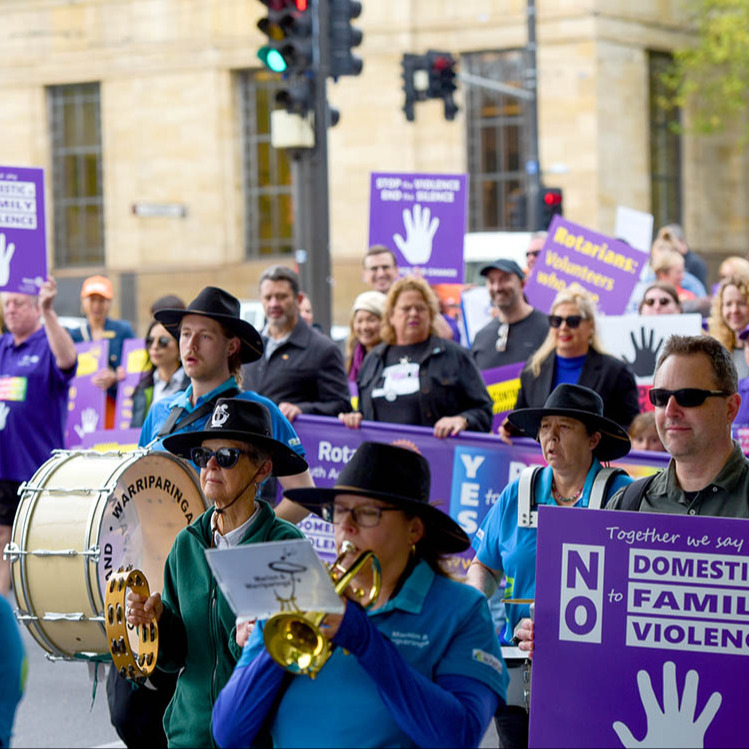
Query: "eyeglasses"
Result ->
[[146, 335, 172, 348], [190, 447, 249, 469], [643, 297, 675, 308], [495, 323, 509, 353], [321, 503, 402, 527], [549, 314, 585, 329], [526, 250, 540, 258], [648, 388, 731, 408]]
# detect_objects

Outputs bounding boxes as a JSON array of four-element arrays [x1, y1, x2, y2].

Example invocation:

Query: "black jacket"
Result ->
[[241, 319, 352, 416], [514, 348, 639, 429], [357, 336, 493, 432]]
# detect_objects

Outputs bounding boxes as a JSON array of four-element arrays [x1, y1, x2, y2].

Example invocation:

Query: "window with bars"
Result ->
[[464, 49, 531, 231], [48, 82, 105, 267], [240, 70, 295, 258], [649, 51, 682, 229]]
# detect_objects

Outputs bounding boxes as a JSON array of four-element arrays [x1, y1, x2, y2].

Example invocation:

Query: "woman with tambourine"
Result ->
[[212, 441, 508, 749], [125, 398, 307, 748]]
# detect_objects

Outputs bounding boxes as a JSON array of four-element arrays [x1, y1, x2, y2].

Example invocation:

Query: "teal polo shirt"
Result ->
[[242, 560, 508, 748]]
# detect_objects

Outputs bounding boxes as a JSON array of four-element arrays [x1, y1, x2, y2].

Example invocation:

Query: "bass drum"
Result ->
[[7, 449, 206, 659]]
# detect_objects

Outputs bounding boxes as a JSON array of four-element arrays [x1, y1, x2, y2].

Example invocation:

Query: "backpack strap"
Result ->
[[588, 467, 627, 510], [517, 465, 542, 528], [617, 473, 658, 512], [155, 387, 241, 439]]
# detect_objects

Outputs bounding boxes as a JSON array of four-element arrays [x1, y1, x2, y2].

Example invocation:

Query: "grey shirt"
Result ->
[[607, 441, 749, 518]]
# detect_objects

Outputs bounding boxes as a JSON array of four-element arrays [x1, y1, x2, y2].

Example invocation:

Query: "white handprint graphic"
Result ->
[[393, 204, 439, 265], [0, 233, 16, 286], [613, 661, 722, 748], [74, 407, 100, 440], [0, 402, 9, 431]]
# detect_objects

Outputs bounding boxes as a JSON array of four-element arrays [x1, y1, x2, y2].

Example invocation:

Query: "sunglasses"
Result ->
[[146, 335, 172, 348], [495, 323, 510, 353], [643, 297, 675, 308], [526, 250, 540, 258], [648, 388, 731, 408], [548, 314, 584, 329], [190, 447, 249, 469]]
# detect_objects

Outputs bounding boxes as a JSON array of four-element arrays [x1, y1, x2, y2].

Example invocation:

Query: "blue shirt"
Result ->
[[69, 317, 135, 372], [238, 560, 507, 748], [0, 596, 25, 748], [553, 353, 587, 388], [473, 459, 632, 642], [138, 376, 304, 459], [0, 328, 76, 482]]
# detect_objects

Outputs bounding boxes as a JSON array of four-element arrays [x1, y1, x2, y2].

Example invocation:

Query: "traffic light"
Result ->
[[401, 53, 428, 122], [329, 0, 363, 79], [541, 187, 563, 229], [257, 0, 313, 75], [426, 51, 459, 121], [275, 77, 315, 116]]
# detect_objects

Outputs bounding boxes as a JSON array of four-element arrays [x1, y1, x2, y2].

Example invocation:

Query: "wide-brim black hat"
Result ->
[[155, 286, 263, 364], [285, 441, 469, 554], [162, 398, 307, 476], [507, 383, 631, 461]]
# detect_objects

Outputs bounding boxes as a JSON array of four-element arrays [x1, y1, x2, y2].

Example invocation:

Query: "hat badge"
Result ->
[[211, 403, 230, 428]]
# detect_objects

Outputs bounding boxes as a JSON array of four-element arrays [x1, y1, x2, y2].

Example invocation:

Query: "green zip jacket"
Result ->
[[157, 499, 303, 748]]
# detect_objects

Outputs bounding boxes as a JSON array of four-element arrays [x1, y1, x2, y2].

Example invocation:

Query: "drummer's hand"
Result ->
[[235, 618, 256, 648], [126, 591, 163, 627], [514, 617, 534, 660]]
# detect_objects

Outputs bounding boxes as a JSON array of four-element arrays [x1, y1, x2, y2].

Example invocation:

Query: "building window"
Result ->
[[240, 70, 295, 258], [464, 49, 531, 232], [49, 82, 105, 268], [649, 51, 682, 229]]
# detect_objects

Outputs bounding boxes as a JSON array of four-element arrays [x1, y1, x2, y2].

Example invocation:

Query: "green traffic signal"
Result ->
[[257, 46, 288, 73]]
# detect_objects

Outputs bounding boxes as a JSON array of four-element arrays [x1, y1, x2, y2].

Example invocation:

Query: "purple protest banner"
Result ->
[[65, 340, 109, 448], [369, 172, 468, 283], [114, 338, 149, 430], [78, 427, 142, 451], [524, 216, 646, 314], [0, 165, 47, 295], [482, 362, 524, 431], [530, 507, 749, 748]]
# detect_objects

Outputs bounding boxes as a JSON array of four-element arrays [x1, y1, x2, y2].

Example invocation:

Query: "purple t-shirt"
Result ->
[[0, 328, 76, 482]]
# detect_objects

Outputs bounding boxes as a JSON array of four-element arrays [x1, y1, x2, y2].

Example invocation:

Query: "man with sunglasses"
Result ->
[[471, 259, 549, 371], [608, 335, 749, 517]]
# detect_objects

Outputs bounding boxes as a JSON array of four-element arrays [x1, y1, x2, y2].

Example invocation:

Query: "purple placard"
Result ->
[[0, 165, 47, 294], [114, 338, 149, 430], [368, 172, 468, 283], [65, 340, 109, 448], [283, 416, 669, 573], [531, 507, 749, 748], [524, 216, 646, 314], [482, 362, 524, 430]]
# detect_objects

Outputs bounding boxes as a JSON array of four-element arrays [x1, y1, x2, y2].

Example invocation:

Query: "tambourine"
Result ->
[[105, 565, 158, 683]]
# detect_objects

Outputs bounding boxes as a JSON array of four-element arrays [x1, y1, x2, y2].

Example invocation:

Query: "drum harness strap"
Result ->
[[156, 387, 240, 439]]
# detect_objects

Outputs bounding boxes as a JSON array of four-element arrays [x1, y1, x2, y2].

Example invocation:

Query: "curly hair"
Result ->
[[707, 275, 749, 351], [527, 284, 606, 376], [380, 276, 441, 345]]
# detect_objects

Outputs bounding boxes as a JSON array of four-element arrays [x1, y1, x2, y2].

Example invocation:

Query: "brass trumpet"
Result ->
[[263, 541, 381, 678]]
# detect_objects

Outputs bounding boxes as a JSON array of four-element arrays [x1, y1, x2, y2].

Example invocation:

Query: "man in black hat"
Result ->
[[470, 258, 549, 371], [138, 286, 314, 525]]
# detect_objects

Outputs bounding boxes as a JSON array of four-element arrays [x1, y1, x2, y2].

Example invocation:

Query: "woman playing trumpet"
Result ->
[[212, 441, 508, 749]]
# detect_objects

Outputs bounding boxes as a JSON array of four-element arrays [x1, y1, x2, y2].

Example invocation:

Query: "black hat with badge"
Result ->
[[162, 398, 308, 476], [155, 286, 263, 363]]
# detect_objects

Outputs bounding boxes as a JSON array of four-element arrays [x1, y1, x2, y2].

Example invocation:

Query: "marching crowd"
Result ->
[[1, 221, 749, 748]]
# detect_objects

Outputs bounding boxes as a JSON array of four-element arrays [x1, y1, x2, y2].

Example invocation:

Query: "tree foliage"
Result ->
[[661, 0, 749, 134]]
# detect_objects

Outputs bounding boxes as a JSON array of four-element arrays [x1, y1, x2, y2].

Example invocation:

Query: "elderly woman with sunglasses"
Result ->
[[124, 398, 307, 749], [213, 441, 508, 749], [500, 285, 639, 441], [469, 384, 633, 748], [130, 320, 189, 428]]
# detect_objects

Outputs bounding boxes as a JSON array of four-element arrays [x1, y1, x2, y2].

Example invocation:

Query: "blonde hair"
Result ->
[[707, 275, 749, 350], [652, 249, 684, 276], [719, 256, 749, 283], [527, 284, 605, 376], [380, 276, 441, 345]]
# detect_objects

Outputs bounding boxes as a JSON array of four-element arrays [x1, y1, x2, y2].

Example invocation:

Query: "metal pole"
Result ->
[[525, 0, 542, 231]]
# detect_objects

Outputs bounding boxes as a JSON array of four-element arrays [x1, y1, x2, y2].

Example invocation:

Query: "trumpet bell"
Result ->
[[262, 612, 330, 678]]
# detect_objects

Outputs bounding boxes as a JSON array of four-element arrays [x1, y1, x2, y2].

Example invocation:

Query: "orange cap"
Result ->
[[81, 275, 113, 300]]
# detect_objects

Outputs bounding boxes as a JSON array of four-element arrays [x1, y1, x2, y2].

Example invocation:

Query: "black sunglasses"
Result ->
[[648, 388, 731, 408], [643, 297, 675, 307], [190, 447, 248, 469], [548, 314, 584, 329], [146, 335, 172, 348]]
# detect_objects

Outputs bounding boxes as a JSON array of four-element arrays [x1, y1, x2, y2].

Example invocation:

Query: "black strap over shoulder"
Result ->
[[617, 474, 658, 512], [155, 387, 241, 439]]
